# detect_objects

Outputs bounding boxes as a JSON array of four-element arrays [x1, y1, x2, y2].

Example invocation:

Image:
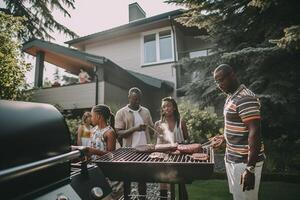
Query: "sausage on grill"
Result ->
[[154, 143, 178, 152], [191, 153, 209, 161], [135, 144, 155, 152], [149, 152, 169, 160], [177, 143, 202, 154]]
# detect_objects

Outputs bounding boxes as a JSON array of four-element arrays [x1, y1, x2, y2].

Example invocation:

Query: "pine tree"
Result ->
[[0, 13, 32, 100], [166, 0, 300, 139], [167, 0, 300, 51], [0, 0, 78, 41]]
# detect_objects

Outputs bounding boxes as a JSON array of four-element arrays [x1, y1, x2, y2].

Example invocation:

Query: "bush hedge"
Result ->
[[178, 100, 223, 143]]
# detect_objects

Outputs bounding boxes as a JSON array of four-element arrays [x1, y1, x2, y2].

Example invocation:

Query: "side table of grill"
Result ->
[[94, 147, 214, 200]]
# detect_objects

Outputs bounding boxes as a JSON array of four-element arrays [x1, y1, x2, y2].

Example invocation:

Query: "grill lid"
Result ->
[[0, 100, 71, 199]]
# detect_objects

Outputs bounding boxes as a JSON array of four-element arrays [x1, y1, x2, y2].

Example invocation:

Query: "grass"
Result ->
[[176, 180, 300, 200]]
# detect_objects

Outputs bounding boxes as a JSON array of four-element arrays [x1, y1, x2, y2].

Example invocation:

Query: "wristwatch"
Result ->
[[246, 166, 255, 173]]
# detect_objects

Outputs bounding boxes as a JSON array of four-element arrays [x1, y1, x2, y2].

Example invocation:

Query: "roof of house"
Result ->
[[65, 9, 184, 46], [127, 70, 174, 89], [23, 39, 106, 74], [22, 39, 173, 90]]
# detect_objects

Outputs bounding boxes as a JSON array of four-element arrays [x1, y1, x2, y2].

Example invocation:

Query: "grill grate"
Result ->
[[94, 146, 214, 184], [96, 147, 213, 164]]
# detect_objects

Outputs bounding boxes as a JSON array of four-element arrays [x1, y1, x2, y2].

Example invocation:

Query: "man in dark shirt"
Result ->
[[212, 64, 265, 200]]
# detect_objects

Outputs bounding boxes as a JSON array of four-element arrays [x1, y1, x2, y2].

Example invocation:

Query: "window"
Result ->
[[143, 29, 174, 65], [159, 30, 172, 60], [144, 34, 156, 63]]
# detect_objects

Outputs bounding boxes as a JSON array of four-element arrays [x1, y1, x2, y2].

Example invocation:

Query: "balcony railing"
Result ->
[[32, 82, 103, 110]]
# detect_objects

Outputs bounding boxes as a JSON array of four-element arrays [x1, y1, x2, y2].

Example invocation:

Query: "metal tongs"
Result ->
[[147, 125, 162, 135], [201, 134, 223, 148], [201, 139, 218, 149]]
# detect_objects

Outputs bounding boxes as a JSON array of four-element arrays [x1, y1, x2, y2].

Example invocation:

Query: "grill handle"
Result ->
[[0, 150, 82, 183]]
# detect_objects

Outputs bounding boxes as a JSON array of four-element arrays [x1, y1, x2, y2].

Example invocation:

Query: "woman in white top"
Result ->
[[155, 97, 188, 144], [155, 97, 189, 200]]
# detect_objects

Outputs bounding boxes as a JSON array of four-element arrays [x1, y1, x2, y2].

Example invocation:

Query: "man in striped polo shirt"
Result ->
[[212, 64, 265, 200]]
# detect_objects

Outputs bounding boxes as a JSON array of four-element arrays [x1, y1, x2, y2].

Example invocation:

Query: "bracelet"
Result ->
[[246, 166, 255, 173]]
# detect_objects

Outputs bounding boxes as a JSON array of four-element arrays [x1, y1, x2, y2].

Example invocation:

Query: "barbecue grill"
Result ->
[[0, 100, 112, 200], [94, 146, 214, 199]]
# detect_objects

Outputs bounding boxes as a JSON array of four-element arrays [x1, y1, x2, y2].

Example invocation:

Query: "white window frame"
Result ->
[[141, 27, 175, 66]]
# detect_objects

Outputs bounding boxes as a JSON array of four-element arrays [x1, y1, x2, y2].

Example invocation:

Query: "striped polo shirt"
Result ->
[[224, 84, 265, 163]]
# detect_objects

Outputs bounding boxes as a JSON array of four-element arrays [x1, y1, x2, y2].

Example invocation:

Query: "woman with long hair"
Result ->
[[77, 111, 92, 146], [155, 97, 189, 199], [155, 97, 188, 144]]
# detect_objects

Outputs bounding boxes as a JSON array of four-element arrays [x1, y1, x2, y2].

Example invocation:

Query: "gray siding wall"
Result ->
[[86, 34, 140, 71], [32, 82, 104, 110], [175, 28, 187, 59], [84, 28, 176, 84], [104, 82, 128, 109]]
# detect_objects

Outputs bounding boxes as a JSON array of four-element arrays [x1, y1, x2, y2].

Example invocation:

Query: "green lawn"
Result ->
[[177, 180, 300, 200]]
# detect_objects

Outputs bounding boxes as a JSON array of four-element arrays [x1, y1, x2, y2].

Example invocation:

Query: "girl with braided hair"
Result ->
[[72, 104, 116, 157], [90, 104, 123, 199], [90, 104, 116, 154]]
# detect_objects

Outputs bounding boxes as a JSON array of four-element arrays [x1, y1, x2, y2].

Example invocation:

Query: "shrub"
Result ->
[[263, 136, 300, 173], [178, 100, 223, 144], [65, 118, 81, 145]]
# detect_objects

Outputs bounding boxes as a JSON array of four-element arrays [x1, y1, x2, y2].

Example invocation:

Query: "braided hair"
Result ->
[[92, 104, 115, 129], [160, 97, 180, 128]]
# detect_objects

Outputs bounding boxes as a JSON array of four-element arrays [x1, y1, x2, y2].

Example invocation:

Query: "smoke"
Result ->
[[160, 123, 174, 144]]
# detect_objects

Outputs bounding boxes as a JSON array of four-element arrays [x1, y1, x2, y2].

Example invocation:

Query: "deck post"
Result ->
[[34, 51, 45, 88]]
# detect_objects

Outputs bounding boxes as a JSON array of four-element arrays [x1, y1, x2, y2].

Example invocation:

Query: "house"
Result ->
[[23, 2, 213, 119], [65, 3, 213, 90]]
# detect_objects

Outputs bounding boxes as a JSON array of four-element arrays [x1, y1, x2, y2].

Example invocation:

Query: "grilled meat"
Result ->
[[134, 144, 155, 152], [177, 143, 202, 154], [191, 153, 209, 161], [155, 143, 178, 152], [149, 152, 169, 160]]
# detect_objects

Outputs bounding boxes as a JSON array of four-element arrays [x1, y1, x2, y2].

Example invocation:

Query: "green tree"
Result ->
[[0, 0, 77, 41], [167, 0, 300, 52], [166, 0, 300, 139], [0, 12, 32, 100]]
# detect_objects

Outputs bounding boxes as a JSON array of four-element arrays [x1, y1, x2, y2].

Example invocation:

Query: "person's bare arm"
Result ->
[[240, 119, 261, 191], [116, 124, 146, 138], [104, 130, 116, 151], [246, 119, 261, 167], [87, 147, 107, 156], [71, 145, 106, 157], [77, 125, 83, 146]]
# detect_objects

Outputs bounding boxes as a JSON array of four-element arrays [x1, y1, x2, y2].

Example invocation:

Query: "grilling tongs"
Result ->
[[201, 134, 223, 148], [147, 125, 162, 135]]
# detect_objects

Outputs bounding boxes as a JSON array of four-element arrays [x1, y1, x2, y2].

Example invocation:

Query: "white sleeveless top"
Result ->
[[157, 120, 185, 144], [90, 126, 112, 151]]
